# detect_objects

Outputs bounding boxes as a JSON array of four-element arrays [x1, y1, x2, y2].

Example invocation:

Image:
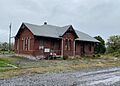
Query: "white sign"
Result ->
[[44, 48, 50, 52]]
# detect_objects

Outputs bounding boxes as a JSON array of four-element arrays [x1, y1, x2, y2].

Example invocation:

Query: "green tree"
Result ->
[[1, 42, 9, 51], [106, 35, 120, 53], [94, 36, 106, 54]]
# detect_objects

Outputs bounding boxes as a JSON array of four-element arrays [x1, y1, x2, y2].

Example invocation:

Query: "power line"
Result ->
[[9, 23, 11, 51]]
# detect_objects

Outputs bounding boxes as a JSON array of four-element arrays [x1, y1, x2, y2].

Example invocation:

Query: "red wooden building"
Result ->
[[15, 22, 99, 58]]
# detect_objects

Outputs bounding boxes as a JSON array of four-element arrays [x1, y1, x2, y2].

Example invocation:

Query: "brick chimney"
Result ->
[[44, 22, 47, 25]]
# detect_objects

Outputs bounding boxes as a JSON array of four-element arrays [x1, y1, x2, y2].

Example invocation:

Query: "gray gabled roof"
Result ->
[[23, 23, 99, 42], [75, 30, 99, 42]]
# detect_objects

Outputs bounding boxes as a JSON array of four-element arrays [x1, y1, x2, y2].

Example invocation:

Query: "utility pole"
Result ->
[[9, 23, 12, 53]]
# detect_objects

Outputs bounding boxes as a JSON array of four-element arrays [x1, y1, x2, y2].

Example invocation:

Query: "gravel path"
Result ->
[[0, 67, 120, 86]]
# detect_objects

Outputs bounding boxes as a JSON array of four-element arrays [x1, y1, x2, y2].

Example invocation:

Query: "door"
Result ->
[[80, 43, 85, 56]]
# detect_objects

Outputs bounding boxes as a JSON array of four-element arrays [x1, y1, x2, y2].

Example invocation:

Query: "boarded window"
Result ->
[[28, 37, 31, 50], [22, 38, 25, 50], [39, 39, 44, 50], [65, 39, 68, 50], [17, 39, 19, 50], [39, 39, 44, 46], [89, 44, 92, 51], [25, 38, 28, 50], [69, 40, 72, 50], [22, 37, 30, 51]]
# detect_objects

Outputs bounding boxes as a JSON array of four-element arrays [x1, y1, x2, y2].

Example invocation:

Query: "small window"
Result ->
[[66, 33, 70, 38]]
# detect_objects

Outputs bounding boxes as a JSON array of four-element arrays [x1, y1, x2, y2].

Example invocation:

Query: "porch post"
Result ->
[[73, 40, 75, 56], [61, 38, 63, 57], [18, 39, 20, 54]]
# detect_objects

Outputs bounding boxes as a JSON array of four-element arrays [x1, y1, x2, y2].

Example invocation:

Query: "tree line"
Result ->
[[94, 35, 120, 57], [0, 42, 14, 51]]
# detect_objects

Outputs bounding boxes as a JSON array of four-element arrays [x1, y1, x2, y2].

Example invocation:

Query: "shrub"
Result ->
[[92, 54, 101, 59], [112, 51, 120, 57], [63, 56, 68, 60]]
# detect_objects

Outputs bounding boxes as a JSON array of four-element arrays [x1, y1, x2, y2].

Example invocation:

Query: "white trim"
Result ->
[[28, 37, 31, 50]]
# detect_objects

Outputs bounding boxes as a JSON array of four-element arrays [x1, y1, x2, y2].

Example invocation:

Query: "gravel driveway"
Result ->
[[0, 67, 120, 86]]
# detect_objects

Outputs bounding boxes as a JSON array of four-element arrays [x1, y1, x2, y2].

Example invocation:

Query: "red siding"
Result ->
[[62, 30, 75, 56], [15, 25, 35, 55], [75, 41, 94, 56], [33, 37, 61, 56]]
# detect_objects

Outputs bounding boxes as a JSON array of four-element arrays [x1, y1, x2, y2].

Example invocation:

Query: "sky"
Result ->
[[0, 0, 120, 42]]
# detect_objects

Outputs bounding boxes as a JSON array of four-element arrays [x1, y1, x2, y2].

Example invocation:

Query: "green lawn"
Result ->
[[0, 56, 29, 72], [0, 61, 8, 67], [0, 51, 15, 55]]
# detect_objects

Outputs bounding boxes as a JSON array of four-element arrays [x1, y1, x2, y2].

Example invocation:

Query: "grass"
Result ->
[[0, 51, 15, 55], [0, 61, 8, 67], [0, 55, 120, 79]]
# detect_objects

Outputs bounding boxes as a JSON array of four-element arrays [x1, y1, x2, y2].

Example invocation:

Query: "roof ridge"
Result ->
[[61, 24, 72, 28], [24, 22, 62, 28]]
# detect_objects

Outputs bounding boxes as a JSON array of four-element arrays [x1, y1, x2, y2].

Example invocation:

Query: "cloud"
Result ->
[[0, 0, 120, 42]]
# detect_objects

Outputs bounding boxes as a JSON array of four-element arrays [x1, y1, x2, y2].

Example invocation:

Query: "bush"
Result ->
[[92, 54, 101, 58], [112, 51, 120, 57], [63, 56, 68, 60], [96, 54, 101, 57]]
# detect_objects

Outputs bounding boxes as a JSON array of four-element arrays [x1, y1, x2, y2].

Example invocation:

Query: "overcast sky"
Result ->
[[0, 0, 120, 42]]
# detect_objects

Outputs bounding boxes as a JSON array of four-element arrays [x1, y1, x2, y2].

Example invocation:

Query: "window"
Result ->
[[89, 44, 92, 51], [65, 39, 68, 50], [66, 33, 69, 37], [40, 39, 44, 46], [66, 33, 70, 38], [39, 39, 44, 50], [75, 43, 76, 51], [22, 38, 25, 50], [17, 39, 19, 50], [69, 40, 72, 50], [28, 37, 31, 50], [25, 38, 28, 50], [22, 37, 30, 51]]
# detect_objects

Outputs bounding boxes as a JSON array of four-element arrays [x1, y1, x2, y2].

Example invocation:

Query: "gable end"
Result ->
[[15, 23, 34, 38]]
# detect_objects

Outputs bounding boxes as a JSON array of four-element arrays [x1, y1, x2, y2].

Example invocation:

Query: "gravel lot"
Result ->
[[0, 67, 120, 86]]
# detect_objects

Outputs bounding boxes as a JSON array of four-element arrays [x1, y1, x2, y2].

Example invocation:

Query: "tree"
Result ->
[[1, 42, 9, 51], [94, 36, 106, 54], [0, 42, 14, 51], [106, 35, 120, 53]]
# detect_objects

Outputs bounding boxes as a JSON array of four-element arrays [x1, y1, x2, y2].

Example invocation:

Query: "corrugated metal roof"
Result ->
[[24, 23, 99, 42]]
